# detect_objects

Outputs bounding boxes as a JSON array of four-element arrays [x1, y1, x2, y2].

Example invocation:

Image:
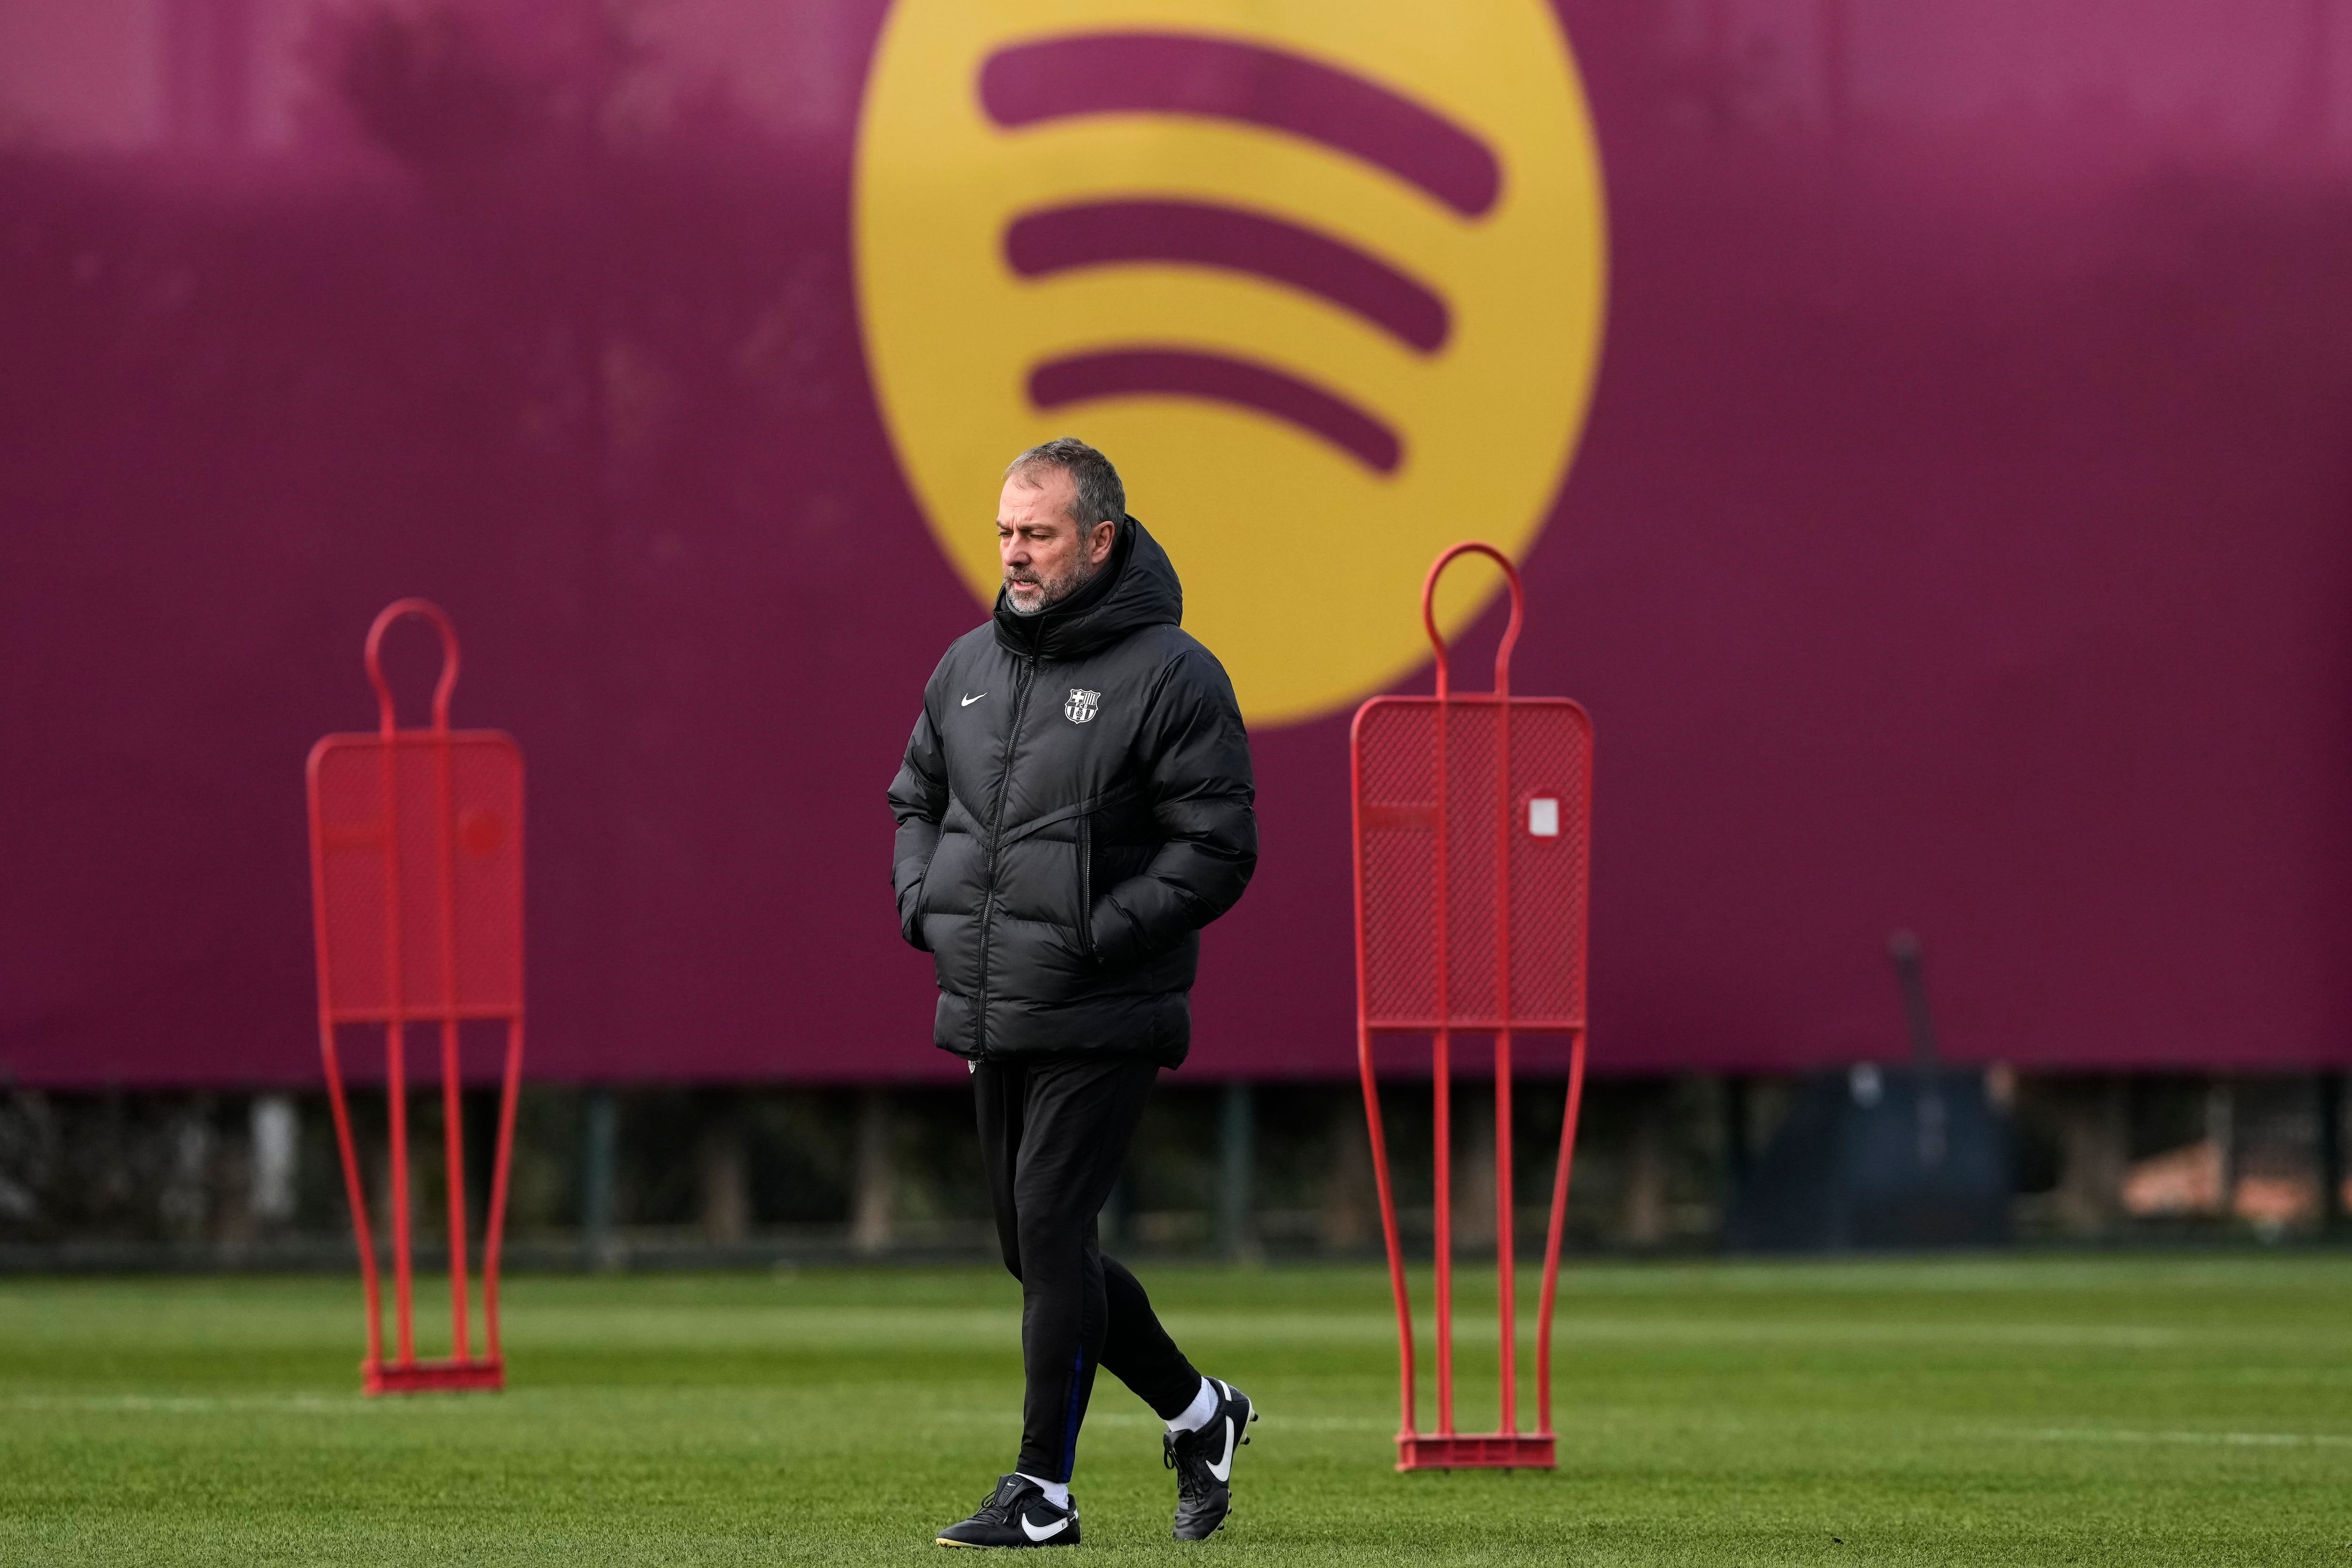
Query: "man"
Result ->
[[888, 438, 1260, 1547]]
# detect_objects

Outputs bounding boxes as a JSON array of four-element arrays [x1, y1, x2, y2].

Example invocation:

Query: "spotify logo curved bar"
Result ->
[[856, 1, 1606, 726]]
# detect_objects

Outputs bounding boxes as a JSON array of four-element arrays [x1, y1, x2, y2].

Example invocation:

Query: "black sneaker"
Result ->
[[935, 1474, 1081, 1549], [1163, 1379, 1257, 1541]]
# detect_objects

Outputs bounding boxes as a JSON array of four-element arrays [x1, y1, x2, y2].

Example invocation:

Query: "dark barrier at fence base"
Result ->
[[1727, 1067, 2012, 1252]]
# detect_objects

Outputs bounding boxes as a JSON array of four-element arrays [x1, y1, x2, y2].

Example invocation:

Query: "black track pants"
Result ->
[[974, 1054, 1203, 1483]]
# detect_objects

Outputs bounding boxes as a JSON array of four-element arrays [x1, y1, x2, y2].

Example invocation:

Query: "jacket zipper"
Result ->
[[973, 654, 1037, 1055], [1077, 813, 1095, 961]]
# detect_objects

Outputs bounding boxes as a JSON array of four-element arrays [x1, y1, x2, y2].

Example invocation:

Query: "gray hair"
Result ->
[[1005, 437, 1125, 532]]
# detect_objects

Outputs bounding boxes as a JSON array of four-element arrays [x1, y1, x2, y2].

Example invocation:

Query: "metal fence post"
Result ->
[[580, 1089, 618, 1269], [1217, 1082, 1255, 1260], [2320, 1070, 2344, 1236], [850, 1089, 895, 1257]]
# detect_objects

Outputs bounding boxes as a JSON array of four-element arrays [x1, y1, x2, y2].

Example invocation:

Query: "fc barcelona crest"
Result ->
[[1065, 689, 1101, 724]]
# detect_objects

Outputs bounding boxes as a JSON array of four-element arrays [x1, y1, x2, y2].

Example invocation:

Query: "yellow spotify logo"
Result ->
[[855, 0, 1606, 726]]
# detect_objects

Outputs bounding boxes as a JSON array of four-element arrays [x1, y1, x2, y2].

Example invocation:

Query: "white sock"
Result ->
[[1167, 1377, 1218, 1435], [1017, 1473, 1071, 1510]]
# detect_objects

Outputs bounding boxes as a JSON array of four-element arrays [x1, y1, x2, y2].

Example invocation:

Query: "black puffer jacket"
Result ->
[[888, 518, 1256, 1064]]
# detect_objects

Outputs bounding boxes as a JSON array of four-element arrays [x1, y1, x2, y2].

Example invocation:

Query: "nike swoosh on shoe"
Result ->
[[1206, 1417, 1235, 1482]]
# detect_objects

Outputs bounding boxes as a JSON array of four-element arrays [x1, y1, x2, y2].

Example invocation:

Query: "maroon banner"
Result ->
[[5, 0, 2352, 1086]]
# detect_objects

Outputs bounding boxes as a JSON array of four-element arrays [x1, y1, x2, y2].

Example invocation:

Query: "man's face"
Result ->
[[998, 469, 1115, 616]]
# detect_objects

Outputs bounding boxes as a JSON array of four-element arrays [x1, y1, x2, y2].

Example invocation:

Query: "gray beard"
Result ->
[[1004, 556, 1099, 616]]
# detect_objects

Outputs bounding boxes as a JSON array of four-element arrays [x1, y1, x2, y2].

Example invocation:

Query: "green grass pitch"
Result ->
[[5, 1255, 2350, 1563]]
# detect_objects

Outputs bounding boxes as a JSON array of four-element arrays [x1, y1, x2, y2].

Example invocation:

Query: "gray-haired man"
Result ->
[[888, 438, 1260, 1546]]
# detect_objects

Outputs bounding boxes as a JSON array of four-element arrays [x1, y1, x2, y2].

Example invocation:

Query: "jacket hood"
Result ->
[[993, 515, 1183, 661]]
